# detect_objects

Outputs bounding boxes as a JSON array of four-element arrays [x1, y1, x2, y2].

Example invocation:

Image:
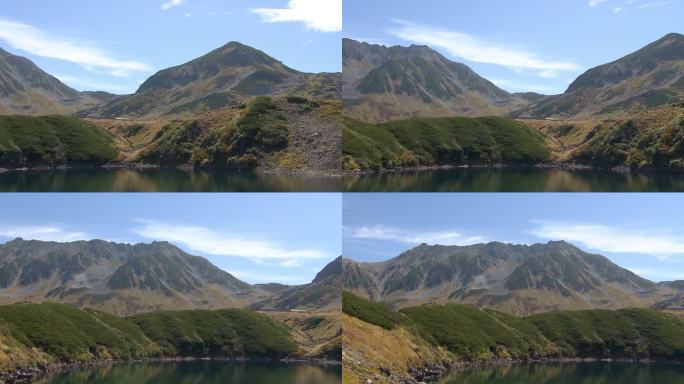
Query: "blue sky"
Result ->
[[0, 0, 341, 94], [0, 193, 342, 285], [344, 0, 683, 94], [344, 194, 684, 283]]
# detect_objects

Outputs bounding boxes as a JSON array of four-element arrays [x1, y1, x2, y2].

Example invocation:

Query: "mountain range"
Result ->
[[342, 38, 537, 123], [0, 238, 340, 316], [0, 42, 341, 173], [343, 241, 678, 315], [343, 33, 684, 122]]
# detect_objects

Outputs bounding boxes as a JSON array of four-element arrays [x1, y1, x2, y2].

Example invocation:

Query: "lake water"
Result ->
[[438, 363, 684, 383], [344, 168, 684, 192], [0, 168, 341, 192], [34, 361, 341, 384]]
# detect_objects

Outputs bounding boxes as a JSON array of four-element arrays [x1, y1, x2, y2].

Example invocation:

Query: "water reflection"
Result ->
[[344, 168, 684, 192], [439, 363, 684, 384], [0, 168, 341, 192], [35, 361, 341, 384]]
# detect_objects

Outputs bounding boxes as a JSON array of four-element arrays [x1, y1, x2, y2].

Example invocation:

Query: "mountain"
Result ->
[[252, 256, 342, 311], [0, 47, 110, 115], [86, 42, 340, 118], [343, 241, 667, 315], [515, 33, 684, 118], [0, 238, 340, 315], [342, 38, 532, 123]]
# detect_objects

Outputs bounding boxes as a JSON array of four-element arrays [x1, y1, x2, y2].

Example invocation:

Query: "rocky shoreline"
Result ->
[[0, 356, 340, 383], [343, 162, 684, 176]]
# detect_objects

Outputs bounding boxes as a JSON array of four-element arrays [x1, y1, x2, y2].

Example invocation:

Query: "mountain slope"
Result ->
[[87, 42, 339, 118], [515, 33, 684, 119], [0, 238, 263, 315], [343, 241, 666, 315], [343, 38, 532, 123], [0, 47, 107, 115], [251, 256, 342, 311]]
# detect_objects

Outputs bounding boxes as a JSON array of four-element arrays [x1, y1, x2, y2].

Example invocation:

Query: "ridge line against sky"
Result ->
[[343, 194, 684, 283], [0, 194, 342, 285], [0, 0, 341, 94], [344, 0, 683, 94]]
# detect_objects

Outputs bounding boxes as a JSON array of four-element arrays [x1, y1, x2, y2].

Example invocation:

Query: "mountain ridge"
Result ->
[[0, 238, 340, 315], [343, 240, 670, 315]]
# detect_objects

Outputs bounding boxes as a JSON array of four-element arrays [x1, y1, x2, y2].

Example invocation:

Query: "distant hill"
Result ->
[[85, 42, 340, 118], [252, 256, 342, 311], [0, 47, 113, 115], [343, 241, 669, 315], [0, 238, 340, 315], [343, 38, 534, 123], [514, 33, 684, 119]]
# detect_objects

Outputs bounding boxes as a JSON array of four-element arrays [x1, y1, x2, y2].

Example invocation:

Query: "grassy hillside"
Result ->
[[343, 292, 684, 383], [0, 116, 118, 167], [0, 302, 298, 372], [343, 116, 549, 171]]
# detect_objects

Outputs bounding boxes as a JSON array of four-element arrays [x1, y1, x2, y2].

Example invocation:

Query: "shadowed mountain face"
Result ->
[[515, 33, 684, 118], [343, 241, 669, 315], [86, 42, 340, 118], [0, 239, 340, 315], [251, 256, 342, 311], [0, 48, 112, 115], [342, 38, 534, 123]]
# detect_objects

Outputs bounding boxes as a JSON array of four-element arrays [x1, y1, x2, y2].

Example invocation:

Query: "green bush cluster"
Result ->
[[0, 116, 118, 167], [342, 116, 549, 171], [0, 302, 297, 364], [344, 293, 684, 361]]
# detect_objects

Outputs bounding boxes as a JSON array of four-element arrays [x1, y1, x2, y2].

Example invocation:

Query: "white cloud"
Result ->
[[184, 12, 193, 18], [530, 221, 684, 260], [388, 20, 579, 75], [252, 0, 342, 32], [613, 7, 623, 12], [345, 225, 485, 246], [133, 220, 330, 265], [589, 0, 608, 6], [161, 0, 185, 11], [0, 19, 151, 76], [0, 225, 89, 242], [230, 270, 307, 284]]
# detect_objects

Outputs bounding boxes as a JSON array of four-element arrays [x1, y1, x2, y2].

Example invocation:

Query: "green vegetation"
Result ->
[[344, 292, 684, 361], [0, 302, 297, 370], [140, 97, 289, 168], [130, 309, 296, 357], [343, 116, 549, 171], [573, 109, 684, 167], [168, 92, 239, 114], [0, 116, 118, 167], [342, 291, 402, 330]]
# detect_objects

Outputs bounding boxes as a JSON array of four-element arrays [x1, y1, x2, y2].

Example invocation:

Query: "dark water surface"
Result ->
[[0, 168, 341, 192], [344, 167, 684, 192], [34, 361, 341, 384], [438, 363, 684, 383]]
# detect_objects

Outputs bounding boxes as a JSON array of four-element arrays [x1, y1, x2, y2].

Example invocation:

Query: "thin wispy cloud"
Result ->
[[530, 221, 684, 260], [252, 0, 342, 32], [0, 19, 151, 76], [230, 270, 307, 284], [613, 7, 623, 13], [161, 0, 185, 11], [589, 0, 609, 7], [345, 225, 485, 246], [133, 220, 329, 265], [0, 225, 89, 242], [388, 20, 579, 78]]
